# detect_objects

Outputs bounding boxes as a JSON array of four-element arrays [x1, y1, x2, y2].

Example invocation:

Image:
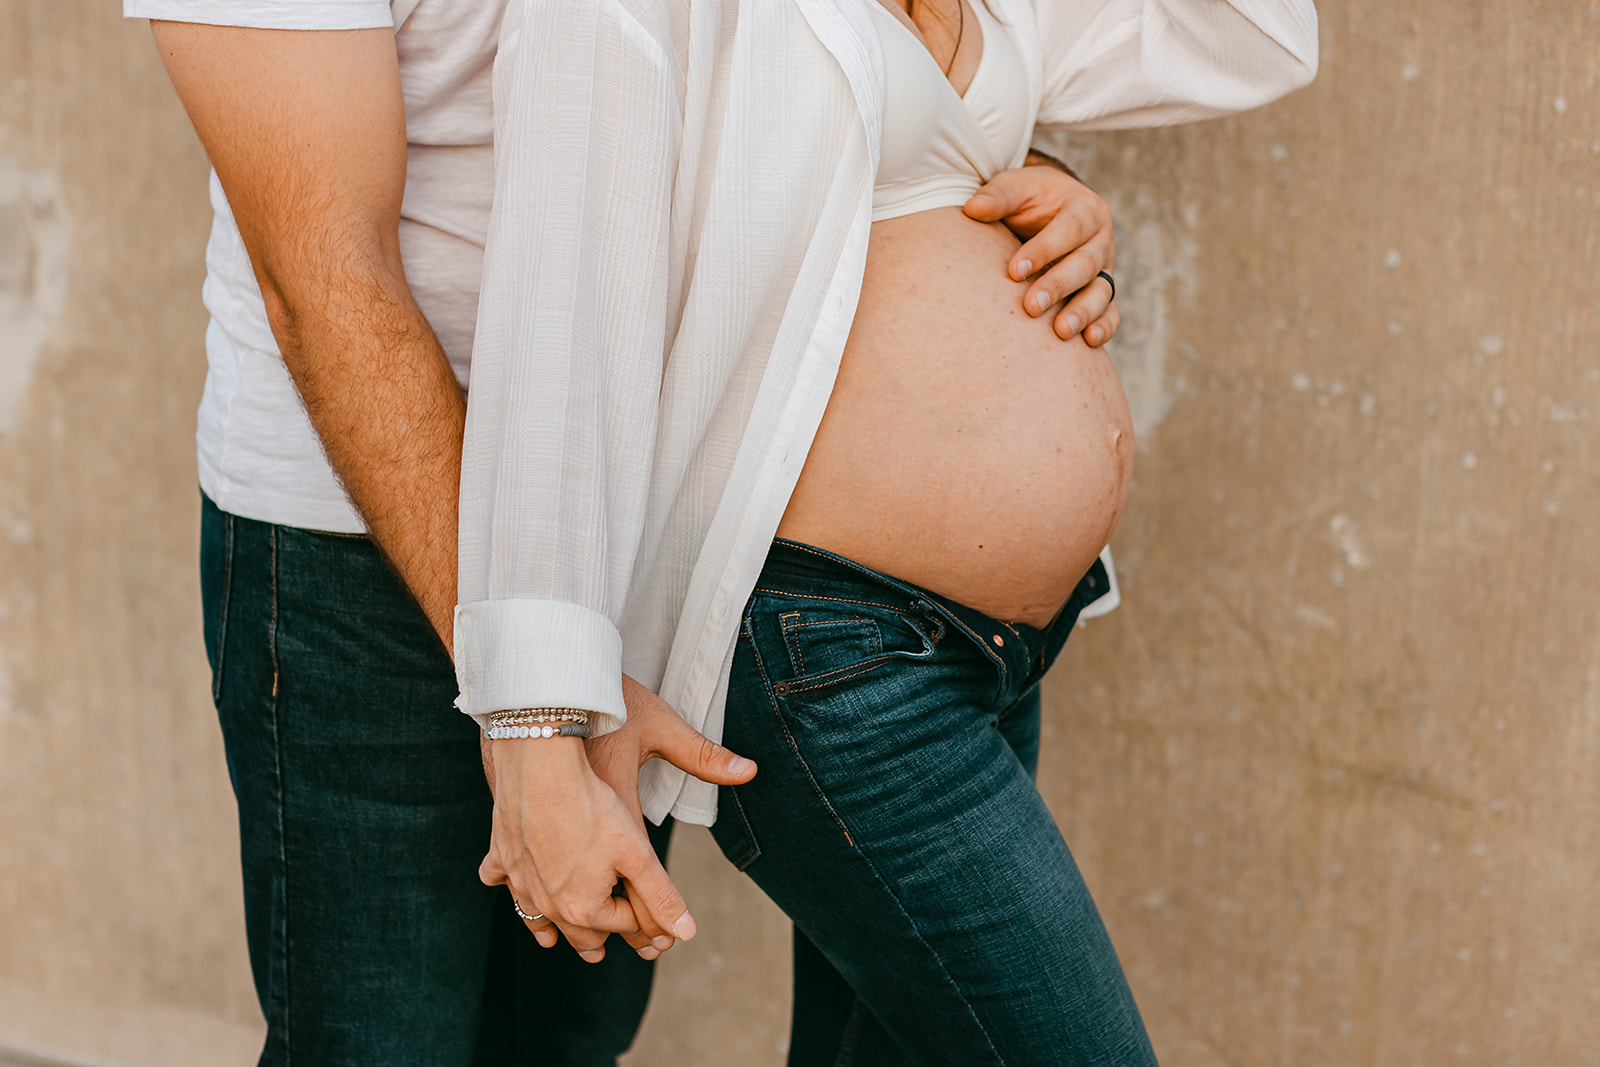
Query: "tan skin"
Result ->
[[150, 4, 1121, 966], [779, 0, 1135, 628]]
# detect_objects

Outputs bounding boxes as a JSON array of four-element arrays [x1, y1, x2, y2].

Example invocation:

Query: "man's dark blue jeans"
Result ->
[[199, 495, 669, 1066], [713, 539, 1158, 1066]]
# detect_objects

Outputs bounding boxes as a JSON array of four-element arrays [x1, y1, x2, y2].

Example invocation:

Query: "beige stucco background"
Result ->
[[1, 1, 1596, 1064]]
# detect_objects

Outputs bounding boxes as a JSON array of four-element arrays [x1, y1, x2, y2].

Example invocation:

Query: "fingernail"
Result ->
[[1066, 314, 1081, 335], [672, 910, 698, 940], [728, 755, 755, 776], [1013, 258, 1032, 279], [652, 935, 675, 952], [639, 946, 660, 961], [1035, 291, 1052, 312], [579, 949, 604, 964]]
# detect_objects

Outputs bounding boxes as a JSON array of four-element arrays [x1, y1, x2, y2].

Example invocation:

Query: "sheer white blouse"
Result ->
[[454, 0, 1319, 825]]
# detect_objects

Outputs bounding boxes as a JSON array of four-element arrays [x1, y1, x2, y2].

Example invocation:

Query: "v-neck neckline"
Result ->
[[871, 0, 986, 102]]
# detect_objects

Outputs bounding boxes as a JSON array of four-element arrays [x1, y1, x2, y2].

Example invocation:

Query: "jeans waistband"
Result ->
[[758, 539, 1110, 698]]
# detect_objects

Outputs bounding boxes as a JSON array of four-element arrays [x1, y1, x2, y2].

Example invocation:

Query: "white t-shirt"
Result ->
[[125, 0, 507, 532]]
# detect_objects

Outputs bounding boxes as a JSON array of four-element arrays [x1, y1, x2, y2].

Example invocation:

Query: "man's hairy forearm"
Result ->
[[151, 23, 462, 655], [264, 261, 465, 654]]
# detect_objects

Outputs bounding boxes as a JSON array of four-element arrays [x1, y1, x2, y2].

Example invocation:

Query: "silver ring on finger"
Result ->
[[512, 899, 546, 925]]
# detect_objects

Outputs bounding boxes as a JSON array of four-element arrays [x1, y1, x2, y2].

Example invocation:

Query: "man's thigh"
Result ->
[[200, 498, 663, 1066]]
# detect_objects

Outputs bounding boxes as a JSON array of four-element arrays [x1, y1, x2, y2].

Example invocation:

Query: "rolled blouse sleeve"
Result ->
[[453, 0, 681, 735], [1032, 0, 1319, 130]]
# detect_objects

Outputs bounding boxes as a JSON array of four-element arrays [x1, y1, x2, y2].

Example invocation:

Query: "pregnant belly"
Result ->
[[777, 208, 1133, 628]]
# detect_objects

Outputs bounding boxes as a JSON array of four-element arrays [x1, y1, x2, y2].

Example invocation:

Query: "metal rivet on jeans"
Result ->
[[992, 634, 1004, 647]]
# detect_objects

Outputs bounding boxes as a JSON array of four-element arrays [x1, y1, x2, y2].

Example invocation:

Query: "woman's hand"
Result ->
[[476, 678, 755, 963], [589, 676, 757, 826], [478, 736, 688, 963], [963, 162, 1119, 346], [583, 676, 758, 953]]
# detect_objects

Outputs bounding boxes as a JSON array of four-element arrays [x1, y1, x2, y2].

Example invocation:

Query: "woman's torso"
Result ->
[[777, 0, 1133, 628]]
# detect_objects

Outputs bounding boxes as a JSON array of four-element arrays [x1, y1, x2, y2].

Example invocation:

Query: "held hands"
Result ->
[[589, 675, 757, 832], [477, 677, 755, 964], [963, 162, 1119, 346]]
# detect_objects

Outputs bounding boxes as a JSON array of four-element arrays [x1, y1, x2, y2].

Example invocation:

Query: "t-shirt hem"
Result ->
[[124, 0, 394, 31], [198, 466, 367, 535]]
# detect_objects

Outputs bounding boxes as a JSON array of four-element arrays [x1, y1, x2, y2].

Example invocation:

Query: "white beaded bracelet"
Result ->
[[484, 707, 592, 741], [486, 722, 594, 741]]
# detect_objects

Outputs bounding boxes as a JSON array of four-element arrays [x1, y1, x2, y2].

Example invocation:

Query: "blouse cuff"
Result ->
[[453, 599, 627, 736]]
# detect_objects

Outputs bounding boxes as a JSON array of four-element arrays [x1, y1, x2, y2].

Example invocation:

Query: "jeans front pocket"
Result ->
[[764, 597, 940, 701]]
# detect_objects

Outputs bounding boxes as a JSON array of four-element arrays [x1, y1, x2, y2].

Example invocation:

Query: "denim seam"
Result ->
[[773, 540, 1008, 673], [721, 785, 762, 871], [779, 613, 804, 674], [267, 523, 291, 1062], [300, 529, 367, 540], [932, 610, 1009, 681], [781, 615, 884, 675], [747, 618, 1012, 1063], [834, 997, 866, 1067], [784, 617, 882, 632], [213, 509, 235, 704], [995, 693, 1025, 723], [744, 617, 858, 848], [797, 774, 1008, 1065], [755, 586, 913, 616], [774, 656, 894, 697]]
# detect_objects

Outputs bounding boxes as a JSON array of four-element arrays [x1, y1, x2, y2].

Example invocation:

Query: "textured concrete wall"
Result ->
[[0, 2, 265, 1067], [2, 1, 1597, 1065], [0, 2, 264, 1064]]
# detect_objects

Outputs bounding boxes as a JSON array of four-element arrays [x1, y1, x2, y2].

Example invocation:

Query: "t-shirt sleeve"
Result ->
[[123, 0, 394, 31]]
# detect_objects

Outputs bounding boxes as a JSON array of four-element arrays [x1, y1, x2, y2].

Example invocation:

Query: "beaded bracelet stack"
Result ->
[[484, 708, 593, 741]]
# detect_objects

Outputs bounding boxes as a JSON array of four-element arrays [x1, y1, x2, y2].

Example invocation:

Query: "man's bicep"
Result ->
[[150, 21, 407, 284]]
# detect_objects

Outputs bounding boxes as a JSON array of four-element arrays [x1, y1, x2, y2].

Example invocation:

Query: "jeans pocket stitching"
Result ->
[[744, 619, 859, 848], [940, 611, 1008, 680], [779, 612, 805, 675], [780, 615, 885, 682], [773, 655, 893, 697], [721, 785, 763, 871], [753, 586, 912, 616]]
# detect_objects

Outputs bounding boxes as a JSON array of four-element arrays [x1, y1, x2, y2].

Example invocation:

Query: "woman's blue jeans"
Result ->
[[199, 496, 667, 1066], [713, 540, 1158, 1066]]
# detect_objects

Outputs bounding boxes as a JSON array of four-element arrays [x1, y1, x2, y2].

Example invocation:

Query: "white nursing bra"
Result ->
[[868, 0, 1032, 222]]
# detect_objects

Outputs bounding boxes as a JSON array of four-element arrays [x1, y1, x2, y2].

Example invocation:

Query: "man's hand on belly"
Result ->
[[963, 163, 1120, 347]]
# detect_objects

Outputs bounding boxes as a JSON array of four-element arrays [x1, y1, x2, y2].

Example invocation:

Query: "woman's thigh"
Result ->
[[713, 593, 1156, 1066]]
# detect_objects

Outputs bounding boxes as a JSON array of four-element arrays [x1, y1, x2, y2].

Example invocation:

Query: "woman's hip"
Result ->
[[713, 540, 1153, 1064]]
